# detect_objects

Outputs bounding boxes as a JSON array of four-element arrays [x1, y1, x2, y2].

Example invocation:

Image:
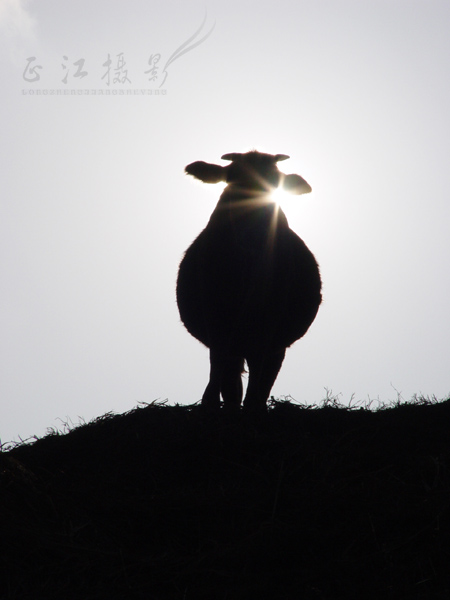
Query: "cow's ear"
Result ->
[[185, 161, 227, 184], [282, 173, 312, 195]]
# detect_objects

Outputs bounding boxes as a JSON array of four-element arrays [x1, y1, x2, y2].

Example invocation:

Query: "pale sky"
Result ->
[[1, 0, 450, 444]]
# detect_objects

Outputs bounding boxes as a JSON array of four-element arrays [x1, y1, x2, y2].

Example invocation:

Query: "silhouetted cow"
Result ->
[[176, 150, 322, 413]]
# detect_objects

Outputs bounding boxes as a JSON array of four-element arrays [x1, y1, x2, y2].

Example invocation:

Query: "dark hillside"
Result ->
[[2, 398, 450, 599]]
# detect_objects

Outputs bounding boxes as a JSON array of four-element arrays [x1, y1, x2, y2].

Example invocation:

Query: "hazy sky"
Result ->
[[1, 0, 450, 444]]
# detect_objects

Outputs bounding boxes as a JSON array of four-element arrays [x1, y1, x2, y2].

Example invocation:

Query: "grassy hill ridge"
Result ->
[[2, 398, 450, 599]]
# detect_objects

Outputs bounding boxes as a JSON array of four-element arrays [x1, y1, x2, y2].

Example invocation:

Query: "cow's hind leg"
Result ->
[[221, 356, 244, 412], [243, 349, 286, 414], [202, 350, 243, 411], [201, 348, 223, 411]]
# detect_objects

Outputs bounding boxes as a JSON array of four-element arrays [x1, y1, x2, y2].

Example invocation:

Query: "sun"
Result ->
[[270, 185, 291, 210]]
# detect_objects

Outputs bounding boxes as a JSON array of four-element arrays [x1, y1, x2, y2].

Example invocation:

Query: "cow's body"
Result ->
[[176, 151, 321, 413]]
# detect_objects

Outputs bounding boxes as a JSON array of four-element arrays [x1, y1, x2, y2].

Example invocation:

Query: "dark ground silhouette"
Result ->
[[2, 397, 450, 599]]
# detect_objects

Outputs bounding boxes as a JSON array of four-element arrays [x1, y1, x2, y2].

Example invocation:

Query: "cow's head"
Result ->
[[185, 151, 312, 195]]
